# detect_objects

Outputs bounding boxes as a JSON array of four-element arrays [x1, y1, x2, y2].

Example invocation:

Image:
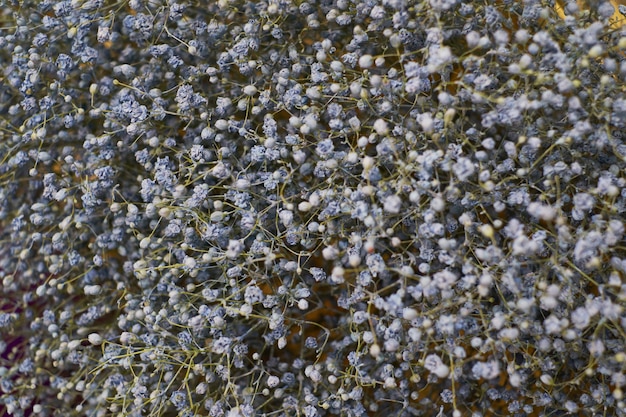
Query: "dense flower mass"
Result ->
[[1, 0, 626, 416]]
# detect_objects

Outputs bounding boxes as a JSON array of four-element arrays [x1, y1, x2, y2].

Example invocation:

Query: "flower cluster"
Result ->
[[1, 0, 626, 416]]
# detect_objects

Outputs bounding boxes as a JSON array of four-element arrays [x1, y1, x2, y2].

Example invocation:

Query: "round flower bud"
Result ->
[[362, 156, 375, 171], [298, 201, 312, 212], [402, 308, 418, 321], [369, 343, 381, 358], [243, 85, 258, 96], [358, 54, 373, 68], [88, 333, 103, 345]]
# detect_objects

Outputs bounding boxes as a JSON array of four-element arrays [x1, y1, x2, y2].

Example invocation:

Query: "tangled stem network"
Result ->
[[1, 0, 626, 416]]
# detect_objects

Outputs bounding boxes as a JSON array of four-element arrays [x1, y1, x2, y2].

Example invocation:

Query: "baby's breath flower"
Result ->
[[88, 333, 103, 346], [3, 1, 625, 416]]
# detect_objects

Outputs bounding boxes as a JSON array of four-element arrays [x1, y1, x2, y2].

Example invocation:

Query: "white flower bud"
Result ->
[[298, 201, 312, 212], [540, 374, 554, 386], [120, 332, 135, 344], [243, 85, 258, 96], [369, 343, 381, 358], [402, 308, 418, 321], [373, 118, 389, 135], [362, 156, 375, 171], [184, 256, 197, 269], [88, 333, 103, 345], [139, 237, 151, 249], [358, 54, 373, 68], [84, 285, 102, 296], [267, 375, 280, 388]]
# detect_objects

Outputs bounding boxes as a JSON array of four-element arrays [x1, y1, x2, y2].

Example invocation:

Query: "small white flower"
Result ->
[[322, 245, 339, 260], [466, 31, 480, 47], [430, 196, 445, 212], [369, 343, 381, 358], [383, 194, 402, 214], [120, 332, 135, 344], [331, 266, 345, 284], [235, 178, 250, 189], [424, 354, 449, 378], [417, 112, 434, 133], [183, 256, 197, 269], [589, 339, 605, 357], [499, 327, 520, 341], [226, 240, 244, 259], [527, 202, 556, 221], [384, 339, 399, 352], [540, 374, 554, 386], [361, 156, 375, 171], [358, 54, 374, 68], [279, 210, 293, 227], [543, 314, 562, 335], [305, 365, 322, 382], [383, 377, 397, 389], [88, 333, 103, 345], [239, 303, 252, 316], [84, 285, 102, 296], [267, 375, 280, 388], [298, 201, 312, 212], [475, 360, 500, 379], [573, 193, 595, 211], [243, 85, 257, 96], [433, 269, 458, 290], [571, 307, 591, 330], [402, 308, 418, 321], [348, 254, 361, 267], [373, 118, 389, 135], [452, 157, 475, 181]]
